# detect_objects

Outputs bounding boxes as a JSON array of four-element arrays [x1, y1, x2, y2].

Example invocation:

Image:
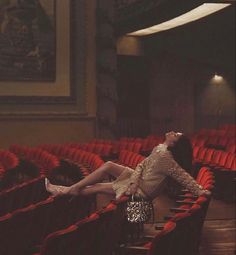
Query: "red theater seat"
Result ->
[[39, 213, 100, 255]]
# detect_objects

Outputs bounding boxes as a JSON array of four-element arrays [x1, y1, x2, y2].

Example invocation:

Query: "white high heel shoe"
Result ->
[[45, 178, 69, 196], [45, 178, 52, 192]]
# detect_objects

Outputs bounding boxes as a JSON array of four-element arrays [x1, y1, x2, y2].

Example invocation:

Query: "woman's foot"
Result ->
[[45, 178, 70, 196], [67, 185, 81, 196]]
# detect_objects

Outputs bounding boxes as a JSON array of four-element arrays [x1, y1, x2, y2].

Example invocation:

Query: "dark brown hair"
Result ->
[[168, 135, 193, 175]]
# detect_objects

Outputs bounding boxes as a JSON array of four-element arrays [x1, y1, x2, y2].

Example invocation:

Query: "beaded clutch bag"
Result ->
[[126, 195, 153, 223]]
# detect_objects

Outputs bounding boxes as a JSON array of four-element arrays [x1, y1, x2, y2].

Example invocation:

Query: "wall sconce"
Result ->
[[210, 73, 225, 127], [210, 73, 224, 85], [213, 74, 223, 82]]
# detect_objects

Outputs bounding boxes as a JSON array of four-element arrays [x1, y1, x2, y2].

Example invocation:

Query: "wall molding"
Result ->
[[0, 111, 96, 120]]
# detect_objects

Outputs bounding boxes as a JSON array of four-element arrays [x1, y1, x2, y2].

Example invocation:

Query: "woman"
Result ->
[[45, 131, 211, 199]]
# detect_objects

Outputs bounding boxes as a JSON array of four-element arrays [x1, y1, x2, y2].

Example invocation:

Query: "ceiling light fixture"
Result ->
[[127, 3, 231, 36]]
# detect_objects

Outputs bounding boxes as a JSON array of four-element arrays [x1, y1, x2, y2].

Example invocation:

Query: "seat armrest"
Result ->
[[131, 237, 153, 245], [178, 195, 198, 199], [176, 200, 196, 205], [154, 222, 165, 230], [142, 235, 155, 241], [163, 215, 173, 221], [170, 207, 188, 213], [155, 226, 164, 230], [120, 245, 149, 255]]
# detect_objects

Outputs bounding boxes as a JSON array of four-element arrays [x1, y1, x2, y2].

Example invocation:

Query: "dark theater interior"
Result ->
[[0, 0, 235, 254]]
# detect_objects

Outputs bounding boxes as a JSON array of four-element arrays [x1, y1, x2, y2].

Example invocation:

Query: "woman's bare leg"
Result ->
[[68, 161, 125, 195], [79, 183, 115, 196], [46, 161, 126, 196]]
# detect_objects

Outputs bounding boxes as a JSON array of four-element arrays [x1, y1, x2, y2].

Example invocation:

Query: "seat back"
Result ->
[[0, 204, 37, 255], [41, 213, 100, 255], [210, 150, 223, 165], [217, 151, 230, 168], [148, 221, 177, 255], [95, 203, 118, 255], [203, 149, 214, 164], [0, 176, 47, 216], [45, 195, 93, 236]]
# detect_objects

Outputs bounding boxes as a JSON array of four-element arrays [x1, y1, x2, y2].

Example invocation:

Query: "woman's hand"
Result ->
[[125, 183, 138, 196], [198, 188, 211, 198], [203, 189, 212, 198]]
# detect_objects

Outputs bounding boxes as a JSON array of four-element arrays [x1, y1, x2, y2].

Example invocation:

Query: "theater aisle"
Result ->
[[199, 198, 236, 255]]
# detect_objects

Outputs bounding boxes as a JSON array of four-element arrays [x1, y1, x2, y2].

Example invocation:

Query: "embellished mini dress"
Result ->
[[112, 144, 206, 200]]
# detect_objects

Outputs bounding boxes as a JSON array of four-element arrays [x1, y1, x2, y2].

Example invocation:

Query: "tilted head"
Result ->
[[165, 131, 183, 147], [165, 131, 193, 174]]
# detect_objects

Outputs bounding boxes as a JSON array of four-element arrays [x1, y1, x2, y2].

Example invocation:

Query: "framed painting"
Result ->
[[0, 0, 56, 81], [0, 0, 85, 107]]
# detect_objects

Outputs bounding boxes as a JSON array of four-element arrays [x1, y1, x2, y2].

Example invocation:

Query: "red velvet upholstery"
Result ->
[[40, 213, 100, 255]]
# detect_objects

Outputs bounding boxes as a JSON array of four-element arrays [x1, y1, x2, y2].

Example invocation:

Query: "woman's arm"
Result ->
[[129, 159, 147, 185], [159, 151, 211, 197], [126, 147, 160, 195], [126, 161, 145, 195]]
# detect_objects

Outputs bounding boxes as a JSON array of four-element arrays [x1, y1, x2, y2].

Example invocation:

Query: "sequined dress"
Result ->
[[112, 144, 206, 199]]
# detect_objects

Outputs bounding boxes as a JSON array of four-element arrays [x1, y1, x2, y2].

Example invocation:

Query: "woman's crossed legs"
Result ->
[[45, 161, 126, 197]]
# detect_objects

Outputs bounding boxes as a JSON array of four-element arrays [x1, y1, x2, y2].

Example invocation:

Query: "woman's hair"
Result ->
[[168, 135, 193, 175]]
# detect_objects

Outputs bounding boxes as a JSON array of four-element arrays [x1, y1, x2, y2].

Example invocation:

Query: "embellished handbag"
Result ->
[[126, 195, 154, 223]]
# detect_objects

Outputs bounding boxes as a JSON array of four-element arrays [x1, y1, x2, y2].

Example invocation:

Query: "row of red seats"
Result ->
[[120, 135, 164, 152], [125, 208, 203, 255], [196, 126, 235, 137], [0, 176, 48, 217], [123, 167, 214, 255], [9, 145, 60, 175], [226, 143, 236, 154], [193, 146, 236, 171], [66, 140, 136, 158], [39, 144, 103, 173], [193, 146, 235, 201], [127, 137, 162, 155], [0, 143, 214, 255], [0, 150, 19, 178], [33, 196, 128, 255], [141, 138, 162, 155], [67, 143, 113, 158], [112, 141, 142, 154], [161, 167, 213, 246], [116, 150, 146, 169], [220, 123, 236, 131], [115, 135, 164, 155], [191, 124, 235, 150], [88, 135, 164, 156], [191, 135, 235, 151], [28, 167, 213, 255], [83, 129, 234, 156], [92, 134, 164, 144], [0, 195, 95, 255], [38, 144, 90, 176]]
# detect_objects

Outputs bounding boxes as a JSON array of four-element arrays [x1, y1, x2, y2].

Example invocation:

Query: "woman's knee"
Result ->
[[104, 161, 116, 169], [103, 161, 125, 178]]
